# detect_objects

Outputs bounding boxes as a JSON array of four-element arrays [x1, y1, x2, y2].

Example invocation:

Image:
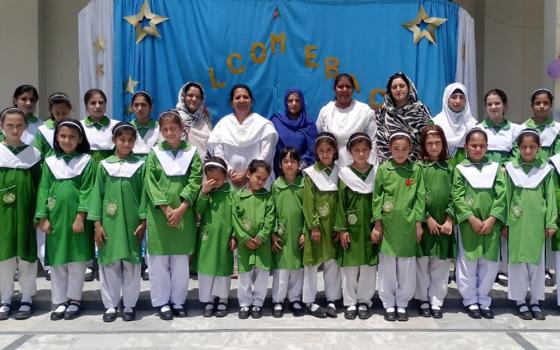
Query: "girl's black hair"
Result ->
[[204, 156, 228, 176], [13, 84, 39, 106], [84, 88, 107, 105], [247, 159, 271, 176], [48, 92, 72, 120], [464, 127, 488, 144], [531, 89, 554, 105], [182, 82, 205, 100], [346, 132, 372, 151], [278, 147, 301, 176], [484, 88, 508, 106], [0, 107, 27, 124], [229, 83, 254, 103], [112, 121, 137, 139], [53, 119, 91, 154], [386, 72, 411, 95], [315, 131, 339, 162], [157, 109, 183, 128], [516, 129, 541, 147], [132, 91, 153, 107]]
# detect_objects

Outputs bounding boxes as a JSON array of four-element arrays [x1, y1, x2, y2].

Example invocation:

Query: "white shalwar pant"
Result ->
[[198, 274, 231, 303], [378, 254, 416, 308], [0, 257, 37, 304], [456, 239, 498, 308], [414, 256, 450, 307], [499, 236, 508, 274], [508, 251, 545, 303], [99, 260, 141, 309], [302, 259, 341, 304], [50, 262, 88, 304], [148, 255, 189, 307], [556, 252, 560, 305], [36, 228, 50, 271], [237, 268, 269, 307], [272, 269, 303, 304], [341, 265, 377, 307]]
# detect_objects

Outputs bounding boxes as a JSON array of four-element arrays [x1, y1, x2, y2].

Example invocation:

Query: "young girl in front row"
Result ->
[[233, 160, 275, 319], [35, 120, 95, 321], [0, 108, 41, 321], [195, 156, 235, 318], [372, 131, 424, 322], [414, 125, 455, 319], [452, 128, 506, 320], [302, 132, 341, 318], [504, 128, 556, 321], [88, 122, 146, 322], [145, 110, 202, 321], [335, 133, 378, 320], [271, 148, 305, 318]]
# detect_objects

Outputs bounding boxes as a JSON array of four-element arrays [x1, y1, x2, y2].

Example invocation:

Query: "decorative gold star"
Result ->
[[402, 5, 447, 45], [124, 0, 169, 44], [96, 64, 105, 76], [93, 36, 105, 53], [125, 75, 139, 94]]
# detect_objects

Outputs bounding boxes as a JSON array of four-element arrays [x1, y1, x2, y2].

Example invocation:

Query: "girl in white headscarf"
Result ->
[[432, 82, 477, 158], [176, 82, 212, 159]]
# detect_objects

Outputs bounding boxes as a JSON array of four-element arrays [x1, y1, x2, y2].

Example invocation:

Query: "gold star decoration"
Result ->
[[402, 5, 447, 45], [125, 75, 139, 94], [93, 36, 105, 53], [124, 0, 169, 44], [96, 64, 105, 77]]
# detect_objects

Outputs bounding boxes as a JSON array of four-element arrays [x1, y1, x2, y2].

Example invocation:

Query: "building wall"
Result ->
[[0, 0, 553, 123]]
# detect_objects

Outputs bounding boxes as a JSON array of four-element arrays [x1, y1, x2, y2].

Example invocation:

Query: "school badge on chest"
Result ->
[[2, 192, 15, 204], [106, 202, 118, 216], [464, 195, 474, 208], [347, 213, 358, 225], [511, 205, 523, 218], [317, 204, 330, 217], [382, 201, 394, 213], [242, 218, 252, 231], [47, 197, 56, 210]]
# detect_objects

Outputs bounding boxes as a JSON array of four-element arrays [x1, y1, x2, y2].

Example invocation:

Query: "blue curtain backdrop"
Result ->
[[113, 0, 458, 122]]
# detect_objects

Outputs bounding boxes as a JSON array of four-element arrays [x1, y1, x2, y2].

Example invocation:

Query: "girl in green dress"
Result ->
[[145, 110, 202, 321], [452, 127, 507, 320], [504, 129, 556, 320], [372, 131, 425, 322], [0, 108, 41, 321], [12, 85, 42, 145], [415, 125, 455, 319], [195, 156, 235, 318], [335, 133, 378, 320], [302, 132, 341, 318], [233, 160, 275, 319], [35, 119, 94, 321], [88, 122, 147, 323], [271, 147, 305, 318], [130, 91, 159, 158]]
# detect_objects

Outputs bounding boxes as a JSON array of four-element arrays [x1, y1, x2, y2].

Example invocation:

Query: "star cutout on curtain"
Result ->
[[125, 75, 139, 94], [402, 5, 447, 45], [96, 64, 105, 76], [93, 36, 105, 53], [124, 0, 169, 44]]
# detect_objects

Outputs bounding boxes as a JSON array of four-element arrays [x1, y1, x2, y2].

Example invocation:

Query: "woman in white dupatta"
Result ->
[[176, 82, 213, 159], [207, 84, 278, 188]]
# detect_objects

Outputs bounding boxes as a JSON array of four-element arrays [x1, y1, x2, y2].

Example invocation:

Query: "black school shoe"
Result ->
[[171, 305, 187, 318], [384, 308, 397, 321], [251, 306, 263, 319], [517, 304, 532, 320], [344, 306, 357, 320], [102, 309, 117, 323], [158, 305, 174, 321], [289, 301, 305, 317], [238, 306, 250, 319], [431, 307, 443, 319], [495, 273, 508, 287], [465, 304, 481, 319], [272, 303, 283, 318], [14, 302, 33, 320], [307, 303, 327, 318], [357, 303, 370, 320], [50, 303, 67, 321], [418, 302, 431, 318], [325, 301, 337, 318], [530, 304, 545, 320], [63, 302, 81, 320], [397, 308, 409, 321], [480, 307, 494, 319], [122, 308, 136, 322], [214, 303, 228, 318], [0, 303, 11, 320], [202, 303, 215, 317]]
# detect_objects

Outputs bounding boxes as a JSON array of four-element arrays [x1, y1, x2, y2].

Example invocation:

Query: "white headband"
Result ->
[[316, 135, 337, 143], [48, 93, 70, 103], [158, 109, 182, 121], [132, 90, 153, 101], [389, 132, 411, 141], [531, 88, 552, 97], [204, 161, 227, 171], [0, 107, 25, 121], [517, 128, 540, 139], [426, 130, 440, 135], [112, 123, 136, 136], [348, 134, 371, 144], [58, 120, 83, 136]]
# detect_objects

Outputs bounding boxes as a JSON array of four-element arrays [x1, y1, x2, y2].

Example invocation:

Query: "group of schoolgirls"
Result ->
[[2, 83, 560, 326]]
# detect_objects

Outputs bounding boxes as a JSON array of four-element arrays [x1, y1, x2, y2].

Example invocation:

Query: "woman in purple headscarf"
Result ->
[[270, 88, 318, 176]]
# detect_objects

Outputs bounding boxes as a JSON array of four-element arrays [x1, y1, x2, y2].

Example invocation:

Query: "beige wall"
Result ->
[[0, 0, 553, 123]]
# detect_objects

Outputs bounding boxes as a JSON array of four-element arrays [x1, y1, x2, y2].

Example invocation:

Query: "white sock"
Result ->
[[292, 301, 302, 309], [54, 304, 67, 313], [66, 304, 79, 312], [431, 305, 441, 311], [397, 307, 406, 313], [105, 307, 116, 314], [216, 303, 227, 311], [468, 304, 479, 310], [358, 304, 367, 311], [0, 305, 10, 313], [347, 305, 356, 311], [18, 304, 31, 312], [160, 305, 171, 313], [172, 304, 183, 310], [123, 307, 134, 313], [274, 303, 282, 310], [204, 303, 214, 310], [386, 307, 395, 313]]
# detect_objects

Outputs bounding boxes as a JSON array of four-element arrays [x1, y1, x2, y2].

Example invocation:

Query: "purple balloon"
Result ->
[[547, 59, 560, 79]]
